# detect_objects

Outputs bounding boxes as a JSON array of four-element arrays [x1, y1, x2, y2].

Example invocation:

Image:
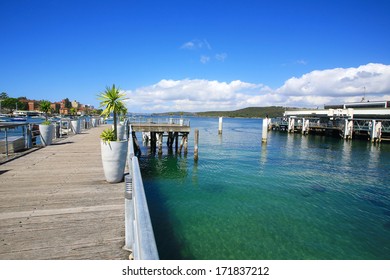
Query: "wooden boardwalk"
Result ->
[[0, 125, 129, 260]]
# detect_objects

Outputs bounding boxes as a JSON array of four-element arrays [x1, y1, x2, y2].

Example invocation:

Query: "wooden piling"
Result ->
[[194, 129, 199, 161], [174, 132, 179, 153], [157, 132, 163, 155]]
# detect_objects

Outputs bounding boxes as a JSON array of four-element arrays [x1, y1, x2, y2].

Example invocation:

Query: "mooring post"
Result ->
[[377, 121, 382, 143], [157, 133, 163, 155], [370, 120, 377, 142], [288, 117, 295, 133], [174, 132, 179, 153], [218, 117, 223, 134], [194, 129, 199, 161], [184, 134, 188, 154], [262, 118, 268, 143]]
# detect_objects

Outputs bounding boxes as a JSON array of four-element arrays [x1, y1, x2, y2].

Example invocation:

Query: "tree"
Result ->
[[70, 107, 77, 116], [64, 98, 72, 109], [0, 92, 8, 99], [1, 97, 25, 112], [98, 84, 127, 141], [40, 100, 52, 121]]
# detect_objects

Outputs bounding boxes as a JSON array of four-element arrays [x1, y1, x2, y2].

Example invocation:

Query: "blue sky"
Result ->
[[1, 0, 390, 112]]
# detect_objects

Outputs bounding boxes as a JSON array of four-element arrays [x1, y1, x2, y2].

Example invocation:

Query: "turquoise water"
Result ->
[[138, 117, 390, 260]]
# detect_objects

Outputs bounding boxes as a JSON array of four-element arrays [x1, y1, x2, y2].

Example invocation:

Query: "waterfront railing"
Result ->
[[271, 117, 390, 133], [0, 117, 102, 161], [124, 124, 159, 260], [129, 116, 190, 127]]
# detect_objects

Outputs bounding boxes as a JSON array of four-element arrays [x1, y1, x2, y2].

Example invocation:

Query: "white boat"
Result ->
[[0, 114, 10, 122], [10, 116, 27, 122]]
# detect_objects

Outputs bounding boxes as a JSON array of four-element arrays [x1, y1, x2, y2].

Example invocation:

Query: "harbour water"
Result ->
[[138, 117, 390, 260]]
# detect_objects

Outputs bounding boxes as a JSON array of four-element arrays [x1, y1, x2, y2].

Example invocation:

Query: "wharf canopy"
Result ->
[[284, 100, 390, 119]]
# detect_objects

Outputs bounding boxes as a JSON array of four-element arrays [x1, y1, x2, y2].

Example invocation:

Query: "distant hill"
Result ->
[[196, 106, 286, 118], [153, 106, 287, 118]]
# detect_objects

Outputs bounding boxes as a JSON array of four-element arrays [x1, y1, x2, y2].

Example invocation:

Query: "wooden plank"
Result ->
[[0, 125, 128, 260]]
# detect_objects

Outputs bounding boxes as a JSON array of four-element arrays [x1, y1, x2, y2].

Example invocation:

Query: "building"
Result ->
[[71, 100, 80, 109]]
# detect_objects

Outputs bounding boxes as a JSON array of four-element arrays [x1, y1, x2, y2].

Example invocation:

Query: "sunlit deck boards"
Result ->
[[0, 125, 128, 260]]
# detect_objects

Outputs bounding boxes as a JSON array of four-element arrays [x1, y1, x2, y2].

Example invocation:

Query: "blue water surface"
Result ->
[[138, 117, 390, 259]]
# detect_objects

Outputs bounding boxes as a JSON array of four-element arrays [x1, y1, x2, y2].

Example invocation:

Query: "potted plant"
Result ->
[[69, 107, 81, 134], [39, 100, 54, 146], [115, 104, 128, 140], [98, 84, 128, 183]]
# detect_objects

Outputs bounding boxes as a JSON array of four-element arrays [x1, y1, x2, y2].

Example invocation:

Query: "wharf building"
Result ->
[[271, 101, 390, 142]]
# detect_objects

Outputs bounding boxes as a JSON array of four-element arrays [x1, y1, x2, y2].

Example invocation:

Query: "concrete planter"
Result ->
[[112, 124, 125, 140], [39, 124, 54, 146], [71, 120, 81, 134], [92, 118, 97, 127], [101, 140, 128, 183]]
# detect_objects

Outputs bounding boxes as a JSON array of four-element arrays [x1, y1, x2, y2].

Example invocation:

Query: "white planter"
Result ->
[[92, 118, 97, 127], [71, 120, 81, 134], [112, 124, 125, 140], [39, 124, 54, 146], [101, 140, 128, 183]]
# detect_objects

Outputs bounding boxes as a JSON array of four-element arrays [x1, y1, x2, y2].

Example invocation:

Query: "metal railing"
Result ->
[[124, 125, 159, 260], [270, 117, 390, 135], [0, 117, 103, 160], [128, 116, 190, 127]]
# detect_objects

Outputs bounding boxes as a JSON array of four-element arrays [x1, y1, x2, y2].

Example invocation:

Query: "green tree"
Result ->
[[98, 84, 127, 141], [0, 92, 8, 99], [1, 97, 24, 111], [40, 100, 52, 121], [64, 98, 72, 109], [70, 107, 77, 116]]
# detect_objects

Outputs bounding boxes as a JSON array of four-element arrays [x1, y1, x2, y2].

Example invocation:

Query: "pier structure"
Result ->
[[0, 117, 103, 161], [270, 101, 390, 143], [129, 117, 191, 155], [0, 125, 128, 259]]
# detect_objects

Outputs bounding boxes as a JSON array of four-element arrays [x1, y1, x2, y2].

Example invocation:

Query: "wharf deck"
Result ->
[[0, 125, 128, 260], [131, 123, 191, 133]]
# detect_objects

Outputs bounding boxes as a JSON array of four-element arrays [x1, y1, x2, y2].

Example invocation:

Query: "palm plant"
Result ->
[[40, 100, 52, 123], [98, 84, 127, 141], [118, 103, 128, 122], [70, 107, 77, 116]]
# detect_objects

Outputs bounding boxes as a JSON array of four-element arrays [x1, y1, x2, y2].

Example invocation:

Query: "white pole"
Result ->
[[262, 118, 268, 143], [218, 117, 223, 134]]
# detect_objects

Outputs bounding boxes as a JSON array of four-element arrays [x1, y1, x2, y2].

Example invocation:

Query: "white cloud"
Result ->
[[180, 39, 211, 50], [124, 79, 271, 113], [180, 41, 195, 50], [215, 53, 227, 62], [296, 59, 307, 65], [124, 63, 390, 113], [276, 63, 390, 106], [200, 55, 210, 64]]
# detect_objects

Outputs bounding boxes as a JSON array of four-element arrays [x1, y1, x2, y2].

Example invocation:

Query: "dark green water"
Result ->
[[138, 117, 390, 260]]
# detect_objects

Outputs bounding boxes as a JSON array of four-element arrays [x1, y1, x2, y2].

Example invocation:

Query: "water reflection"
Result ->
[[367, 142, 380, 170], [259, 142, 267, 169]]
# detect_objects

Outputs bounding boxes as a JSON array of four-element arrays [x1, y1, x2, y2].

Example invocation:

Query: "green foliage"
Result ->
[[41, 120, 52, 125], [70, 107, 77, 115], [154, 106, 288, 118], [98, 84, 127, 141], [0, 92, 8, 99], [1, 97, 26, 111], [40, 100, 52, 121], [196, 106, 287, 118], [100, 128, 116, 143], [64, 98, 72, 109]]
